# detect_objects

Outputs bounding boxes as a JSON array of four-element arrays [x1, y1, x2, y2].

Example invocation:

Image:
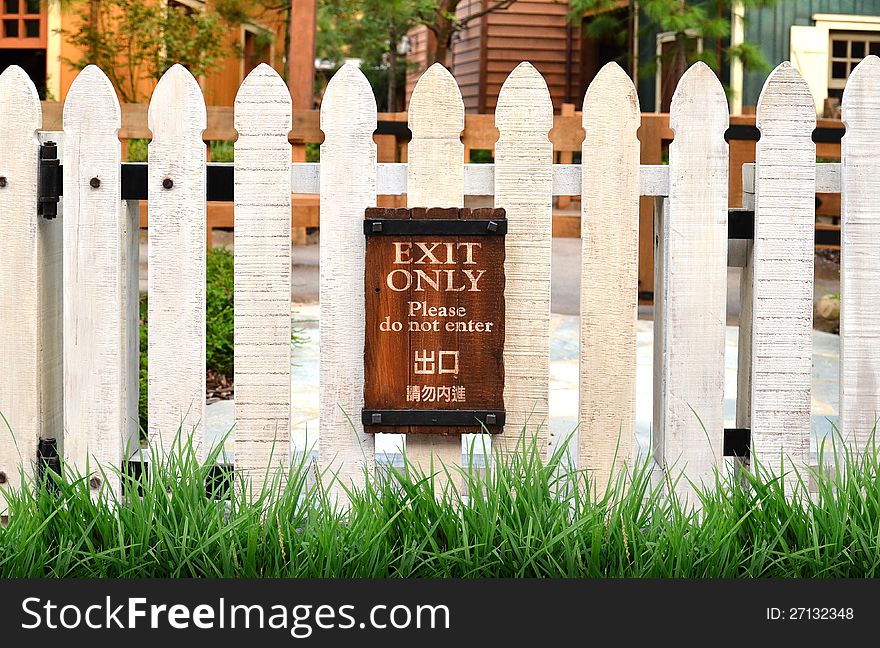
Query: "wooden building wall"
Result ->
[[407, 0, 581, 113], [479, 0, 581, 112]]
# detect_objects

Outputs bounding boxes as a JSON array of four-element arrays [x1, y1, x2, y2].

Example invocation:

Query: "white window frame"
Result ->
[[791, 14, 880, 113], [827, 30, 880, 93]]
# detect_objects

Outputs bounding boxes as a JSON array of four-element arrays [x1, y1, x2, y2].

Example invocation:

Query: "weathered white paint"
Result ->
[[404, 63, 466, 490], [290, 163, 670, 197], [148, 65, 207, 456], [62, 66, 135, 497], [0, 67, 59, 513], [234, 64, 292, 494], [839, 56, 880, 453], [579, 63, 640, 494], [751, 62, 815, 486], [318, 64, 376, 499], [654, 62, 728, 501], [494, 63, 554, 458]]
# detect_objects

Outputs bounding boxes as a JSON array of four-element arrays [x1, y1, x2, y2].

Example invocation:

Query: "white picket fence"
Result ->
[[2, 55, 880, 512]]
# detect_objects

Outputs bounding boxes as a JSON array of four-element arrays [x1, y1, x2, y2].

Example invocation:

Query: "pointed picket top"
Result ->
[[409, 63, 463, 140], [235, 63, 291, 134], [147, 64, 207, 457], [751, 61, 816, 486], [756, 61, 815, 133], [579, 62, 640, 493], [842, 55, 880, 130], [233, 61, 292, 495], [495, 62, 554, 457], [0, 65, 41, 133], [62, 63, 132, 499], [657, 60, 728, 503], [496, 62, 553, 133], [148, 64, 207, 141], [319, 61, 377, 501], [321, 63, 376, 138], [64, 65, 121, 128], [584, 62, 638, 119], [408, 62, 464, 209], [839, 55, 880, 453], [0, 64, 44, 516], [404, 62, 465, 486], [669, 61, 727, 137]]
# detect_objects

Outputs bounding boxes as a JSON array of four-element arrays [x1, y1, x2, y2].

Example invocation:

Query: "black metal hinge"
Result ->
[[37, 142, 60, 219]]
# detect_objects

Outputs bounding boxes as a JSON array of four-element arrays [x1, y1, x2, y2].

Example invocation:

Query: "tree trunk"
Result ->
[[88, 0, 101, 61], [387, 37, 398, 112], [431, 9, 455, 66], [673, 30, 688, 89], [288, 0, 317, 110], [282, 3, 293, 83]]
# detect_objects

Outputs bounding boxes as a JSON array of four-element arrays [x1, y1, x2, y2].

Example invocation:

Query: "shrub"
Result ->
[[205, 246, 235, 378]]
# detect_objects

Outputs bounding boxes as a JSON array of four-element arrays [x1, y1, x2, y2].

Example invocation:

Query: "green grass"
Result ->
[[2, 428, 880, 578]]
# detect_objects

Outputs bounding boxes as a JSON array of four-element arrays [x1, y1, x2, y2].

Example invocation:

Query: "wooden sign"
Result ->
[[363, 207, 506, 434]]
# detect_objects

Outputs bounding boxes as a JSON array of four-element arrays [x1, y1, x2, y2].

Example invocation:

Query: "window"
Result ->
[[828, 31, 880, 99], [0, 0, 42, 45]]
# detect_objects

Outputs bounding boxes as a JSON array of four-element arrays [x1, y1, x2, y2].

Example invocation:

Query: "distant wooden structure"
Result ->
[[407, 0, 583, 112]]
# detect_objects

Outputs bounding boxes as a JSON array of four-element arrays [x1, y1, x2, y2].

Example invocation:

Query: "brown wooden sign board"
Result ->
[[363, 207, 506, 435]]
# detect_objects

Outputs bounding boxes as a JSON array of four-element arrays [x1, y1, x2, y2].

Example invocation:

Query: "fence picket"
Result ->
[[234, 64, 292, 493], [751, 62, 816, 483], [0, 67, 59, 514], [840, 55, 880, 453], [62, 66, 135, 497], [319, 64, 376, 498], [579, 63, 640, 493], [404, 63, 466, 489], [494, 62, 554, 458], [148, 65, 208, 457], [654, 62, 728, 500]]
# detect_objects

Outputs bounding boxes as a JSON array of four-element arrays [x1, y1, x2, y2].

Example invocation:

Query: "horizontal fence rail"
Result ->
[[2, 57, 880, 515], [34, 160, 843, 200]]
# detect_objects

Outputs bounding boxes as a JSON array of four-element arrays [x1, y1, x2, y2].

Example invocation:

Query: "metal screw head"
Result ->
[[487, 221, 498, 232], [90, 177, 101, 189], [0, 177, 7, 188], [371, 221, 383, 233], [486, 414, 497, 425], [371, 413, 382, 425], [89, 476, 102, 490], [0, 471, 7, 485], [162, 178, 174, 189]]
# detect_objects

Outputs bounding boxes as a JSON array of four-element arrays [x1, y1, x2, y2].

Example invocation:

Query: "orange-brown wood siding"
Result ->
[[482, 0, 579, 113], [451, 0, 484, 112], [405, 25, 435, 101], [408, 1, 580, 113]]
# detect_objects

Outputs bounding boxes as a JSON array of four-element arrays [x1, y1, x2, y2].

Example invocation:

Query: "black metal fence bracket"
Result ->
[[37, 142, 60, 219], [362, 409, 506, 429], [723, 428, 751, 458]]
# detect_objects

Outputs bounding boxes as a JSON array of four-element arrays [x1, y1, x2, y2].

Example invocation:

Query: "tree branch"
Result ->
[[458, 0, 516, 25]]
